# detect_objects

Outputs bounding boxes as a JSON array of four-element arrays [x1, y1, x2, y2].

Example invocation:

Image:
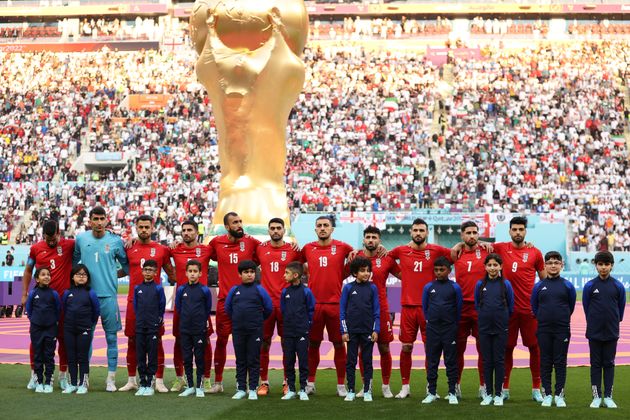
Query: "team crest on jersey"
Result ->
[[150, 248, 156, 257], [331, 245, 337, 255], [281, 251, 287, 262], [195, 248, 201, 257], [104, 244, 110, 253], [57, 246, 63, 256], [375, 258, 382, 268], [240, 242, 245, 252], [475, 249, 481, 259], [523, 253, 529, 262], [425, 250, 431, 260]]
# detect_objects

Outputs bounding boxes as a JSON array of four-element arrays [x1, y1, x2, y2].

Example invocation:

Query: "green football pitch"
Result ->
[[3, 365, 627, 419]]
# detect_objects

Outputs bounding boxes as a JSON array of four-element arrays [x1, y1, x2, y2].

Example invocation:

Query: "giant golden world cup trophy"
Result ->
[[190, 0, 308, 235]]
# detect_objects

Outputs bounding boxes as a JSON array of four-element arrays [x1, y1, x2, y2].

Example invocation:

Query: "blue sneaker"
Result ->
[[135, 387, 147, 396], [27, 374, 37, 390], [59, 376, 69, 391], [281, 391, 296, 400], [532, 388, 544, 402], [232, 390, 247, 400], [62, 385, 77, 394], [76, 385, 88, 395], [35, 384, 44, 393]]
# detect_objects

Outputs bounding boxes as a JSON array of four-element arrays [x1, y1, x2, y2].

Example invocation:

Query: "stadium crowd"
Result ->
[[0, 39, 628, 249]]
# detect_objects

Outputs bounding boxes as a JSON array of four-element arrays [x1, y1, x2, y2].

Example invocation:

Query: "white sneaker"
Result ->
[[135, 387, 146, 396], [105, 372, 117, 392], [356, 389, 364, 398], [603, 397, 617, 409], [344, 392, 355, 402], [448, 393, 458, 405], [337, 384, 348, 397], [501, 389, 510, 400], [480, 395, 493, 406], [455, 383, 462, 398], [555, 395, 567, 407], [248, 390, 258, 400], [144, 387, 155, 396], [178, 387, 196, 397], [363, 392, 373, 402], [118, 377, 138, 392], [27, 373, 37, 390], [43, 384, 54, 393], [196, 388, 205, 398], [305, 382, 316, 395], [155, 378, 168, 393], [207, 382, 224, 394], [421, 393, 437, 404], [76, 385, 88, 395], [281, 391, 296, 400], [395, 384, 410, 399], [478, 385, 488, 400], [170, 376, 186, 392], [532, 388, 544, 402], [232, 390, 247, 400], [541, 395, 553, 407], [298, 390, 309, 401], [494, 395, 504, 406], [62, 385, 77, 394], [382, 384, 393, 398], [59, 374, 69, 391], [590, 397, 601, 408]]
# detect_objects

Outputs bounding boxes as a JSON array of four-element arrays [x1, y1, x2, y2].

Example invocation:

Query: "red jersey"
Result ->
[[256, 243, 304, 307], [126, 242, 172, 302], [303, 239, 353, 304], [493, 242, 544, 313], [389, 244, 451, 306], [357, 251, 400, 312], [454, 247, 489, 303], [170, 243, 213, 287], [27, 238, 75, 295], [209, 234, 260, 300]]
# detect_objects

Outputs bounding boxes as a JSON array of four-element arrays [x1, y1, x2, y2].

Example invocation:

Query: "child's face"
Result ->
[[355, 266, 371, 283], [485, 259, 502, 278], [284, 269, 299, 284], [73, 270, 88, 286], [37, 270, 51, 287], [544, 258, 563, 276], [186, 266, 201, 284], [434, 265, 450, 281], [142, 266, 157, 282], [241, 268, 256, 284], [596, 261, 613, 278]]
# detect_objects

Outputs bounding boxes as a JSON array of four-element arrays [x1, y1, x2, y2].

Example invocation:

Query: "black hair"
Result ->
[[544, 251, 563, 262], [89, 206, 106, 218], [594, 251, 614, 265], [412, 218, 428, 229], [143, 259, 158, 269], [286, 261, 304, 277], [349, 257, 372, 276], [136, 214, 154, 225], [34, 267, 51, 283], [42, 220, 59, 236], [238, 260, 258, 273], [363, 226, 381, 237], [186, 259, 202, 270], [268, 218, 285, 227], [484, 253, 503, 265], [70, 264, 91, 288], [223, 212, 239, 226], [315, 215, 335, 227], [460, 221, 478, 232], [182, 219, 198, 231], [434, 256, 451, 269], [509, 216, 528, 228]]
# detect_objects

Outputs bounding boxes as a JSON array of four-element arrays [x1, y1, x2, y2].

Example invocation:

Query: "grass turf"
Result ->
[[3, 365, 628, 419]]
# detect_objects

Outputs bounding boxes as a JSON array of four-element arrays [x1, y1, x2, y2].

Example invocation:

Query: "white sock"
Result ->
[[262, 381, 269, 385], [107, 372, 116, 382], [307, 381, 315, 387], [401, 384, 410, 392], [337, 384, 346, 389]]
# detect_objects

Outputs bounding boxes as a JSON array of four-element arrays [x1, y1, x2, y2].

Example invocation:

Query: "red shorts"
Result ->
[[457, 302, 479, 341], [507, 310, 538, 348], [125, 301, 166, 337], [378, 304, 394, 344], [263, 305, 283, 341], [399, 305, 426, 344], [215, 299, 232, 338], [310, 303, 342, 343], [172, 305, 214, 337]]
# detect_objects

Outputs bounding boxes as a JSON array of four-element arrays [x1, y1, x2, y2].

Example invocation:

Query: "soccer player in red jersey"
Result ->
[[255, 217, 304, 396], [21, 220, 74, 390], [302, 216, 353, 396], [119, 215, 175, 393], [452, 221, 489, 400], [355, 226, 400, 398], [492, 216, 546, 402], [388, 218, 453, 399], [207, 212, 261, 394], [170, 219, 214, 392]]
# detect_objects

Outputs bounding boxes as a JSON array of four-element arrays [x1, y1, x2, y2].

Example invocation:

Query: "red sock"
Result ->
[[503, 346, 514, 389], [174, 338, 183, 377], [380, 350, 392, 385], [260, 346, 270, 382], [29, 343, 34, 370], [333, 345, 346, 385], [204, 340, 213, 378], [476, 340, 484, 386], [214, 335, 228, 383], [156, 339, 165, 379], [400, 351, 412, 385], [308, 343, 321, 383], [127, 336, 137, 377], [529, 345, 541, 388]]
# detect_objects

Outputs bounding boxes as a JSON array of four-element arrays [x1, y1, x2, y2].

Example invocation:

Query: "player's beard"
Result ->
[[512, 236, 524, 245], [365, 244, 377, 252], [412, 236, 426, 246], [465, 239, 477, 248], [229, 228, 244, 239], [317, 232, 331, 241], [270, 232, 283, 242], [183, 235, 195, 245]]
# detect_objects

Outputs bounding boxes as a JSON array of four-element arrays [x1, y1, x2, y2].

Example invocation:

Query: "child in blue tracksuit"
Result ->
[[475, 253, 514, 406], [62, 264, 100, 394], [531, 251, 576, 407], [26, 267, 61, 393], [340, 257, 380, 402], [225, 260, 273, 400], [175, 260, 213, 398], [133, 259, 166, 397], [583, 251, 626, 409], [280, 261, 315, 401], [422, 257, 463, 405]]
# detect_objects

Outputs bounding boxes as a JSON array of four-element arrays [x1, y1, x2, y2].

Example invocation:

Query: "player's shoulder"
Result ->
[[333, 239, 352, 249], [302, 241, 318, 251]]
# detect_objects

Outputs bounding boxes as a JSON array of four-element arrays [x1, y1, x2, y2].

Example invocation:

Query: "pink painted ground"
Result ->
[[1, 297, 628, 369]]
